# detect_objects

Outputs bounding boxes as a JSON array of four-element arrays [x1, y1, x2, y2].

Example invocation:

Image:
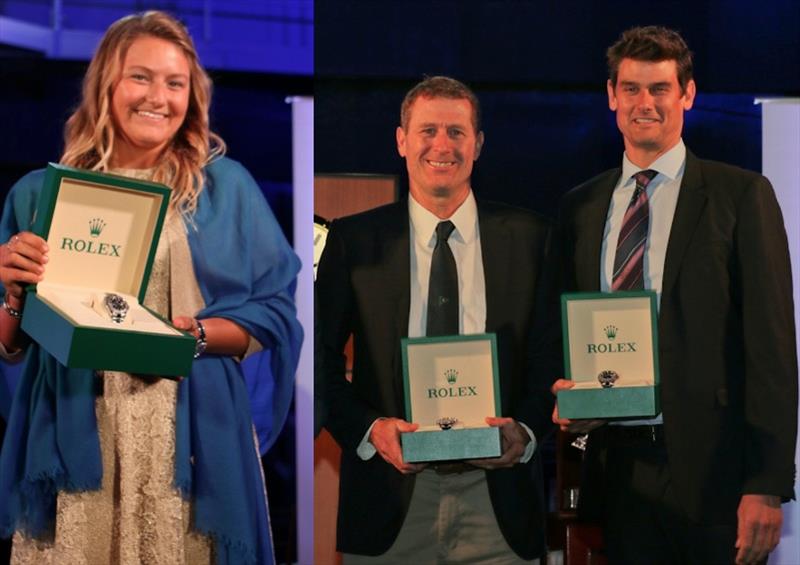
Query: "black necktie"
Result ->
[[426, 221, 459, 336]]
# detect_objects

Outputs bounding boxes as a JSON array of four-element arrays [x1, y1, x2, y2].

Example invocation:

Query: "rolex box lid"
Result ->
[[402, 333, 501, 428], [557, 291, 661, 419], [31, 163, 170, 301], [18, 163, 195, 377], [400, 333, 503, 462]]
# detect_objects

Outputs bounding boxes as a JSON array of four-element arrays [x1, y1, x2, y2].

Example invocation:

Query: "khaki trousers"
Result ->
[[343, 469, 539, 565]]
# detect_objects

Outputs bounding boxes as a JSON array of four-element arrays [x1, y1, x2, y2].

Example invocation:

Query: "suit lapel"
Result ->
[[380, 203, 411, 396], [578, 171, 619, 291], [477, 203, 513, 413], [661, 151, 708, 297], [478, 204, 511, 332]]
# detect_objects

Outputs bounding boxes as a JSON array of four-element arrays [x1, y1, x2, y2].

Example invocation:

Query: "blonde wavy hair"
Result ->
[[60, 11, 225, 216]]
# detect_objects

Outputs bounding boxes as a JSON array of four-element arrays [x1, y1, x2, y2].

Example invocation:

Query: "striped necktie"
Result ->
[[612, 169, 657, 291]]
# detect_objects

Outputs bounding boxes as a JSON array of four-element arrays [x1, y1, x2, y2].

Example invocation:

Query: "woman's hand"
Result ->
[[171, 316, 250, 357], [0, 232, 48, 299], [172, 316, 198, 337], [0, 232, 45, 351]]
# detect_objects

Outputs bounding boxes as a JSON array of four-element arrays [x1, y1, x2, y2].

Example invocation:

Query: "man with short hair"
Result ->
[[553, 26, 797, 564], [318, 75, 557, 562]]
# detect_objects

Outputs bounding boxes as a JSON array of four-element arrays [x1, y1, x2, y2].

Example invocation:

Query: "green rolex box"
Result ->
[[19, 163, 195, 377], [400, 333, 502, 463], [557, 291, 660, 419]]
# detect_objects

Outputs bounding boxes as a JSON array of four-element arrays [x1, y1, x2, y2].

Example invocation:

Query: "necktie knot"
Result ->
[[436, 220, 455, 243], [633, 169, 658, 190]]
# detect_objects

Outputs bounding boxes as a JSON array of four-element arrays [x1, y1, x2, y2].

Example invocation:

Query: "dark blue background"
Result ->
[[315, 0, 800, 218]]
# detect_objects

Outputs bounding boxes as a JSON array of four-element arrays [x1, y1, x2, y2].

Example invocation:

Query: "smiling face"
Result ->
[[608, 58, 695, 167], [396, 96, 483, 216], [110, 35, 190, 168]]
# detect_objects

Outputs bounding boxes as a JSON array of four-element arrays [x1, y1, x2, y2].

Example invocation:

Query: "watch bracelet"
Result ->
[[194, 319, 207, 358], [2, 293, 22, 319]]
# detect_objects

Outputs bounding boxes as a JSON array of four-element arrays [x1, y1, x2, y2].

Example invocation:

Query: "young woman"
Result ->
[[0, 11, 301, 565]]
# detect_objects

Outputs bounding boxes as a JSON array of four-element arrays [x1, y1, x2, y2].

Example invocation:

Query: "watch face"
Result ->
[[104, 293, 129, 323], [598, 370, 619, 388], [313, 221, 329, 280]]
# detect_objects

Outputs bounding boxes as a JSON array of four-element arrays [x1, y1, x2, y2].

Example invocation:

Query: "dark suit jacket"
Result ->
[[317, 198, 559, 558], [559, 150, 798, 524]]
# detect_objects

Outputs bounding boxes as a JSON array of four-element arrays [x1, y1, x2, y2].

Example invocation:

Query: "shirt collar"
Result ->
[[621, 139, 686, 186], [409, 190, 478, 246]]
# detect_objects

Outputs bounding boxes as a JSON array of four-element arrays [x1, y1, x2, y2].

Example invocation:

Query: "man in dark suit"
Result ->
[[553, 26, 797, 564], [317, 76, 557, 562]]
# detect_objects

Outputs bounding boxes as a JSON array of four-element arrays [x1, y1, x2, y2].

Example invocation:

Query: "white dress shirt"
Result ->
[[358, 190, 536, 461], [407, 190, 486, 337], [601, 140, 686, 426]]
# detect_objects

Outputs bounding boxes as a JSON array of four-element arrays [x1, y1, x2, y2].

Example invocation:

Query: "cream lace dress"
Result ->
[[12, 169, 214, 564]]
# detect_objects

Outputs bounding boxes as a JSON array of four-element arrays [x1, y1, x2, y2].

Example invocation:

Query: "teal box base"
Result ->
[[401, 426, 502, 463], [557, 384, 659, 419], [21, 291, 195, 378]]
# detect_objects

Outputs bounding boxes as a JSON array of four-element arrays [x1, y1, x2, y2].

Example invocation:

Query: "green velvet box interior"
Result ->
[[558, 291, 660, 419], [400, 333, 502, 463], [19, 163, 195, 377]]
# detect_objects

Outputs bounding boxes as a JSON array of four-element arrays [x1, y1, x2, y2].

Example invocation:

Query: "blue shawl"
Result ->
[[0, 157, 302, 565]]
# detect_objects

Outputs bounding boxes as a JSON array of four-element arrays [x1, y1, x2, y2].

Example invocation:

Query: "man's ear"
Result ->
[[474, 131, 484, 160], [396, 126, 407, 157], [607, 79, 618, 111], [682, 79, 696, 110]]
